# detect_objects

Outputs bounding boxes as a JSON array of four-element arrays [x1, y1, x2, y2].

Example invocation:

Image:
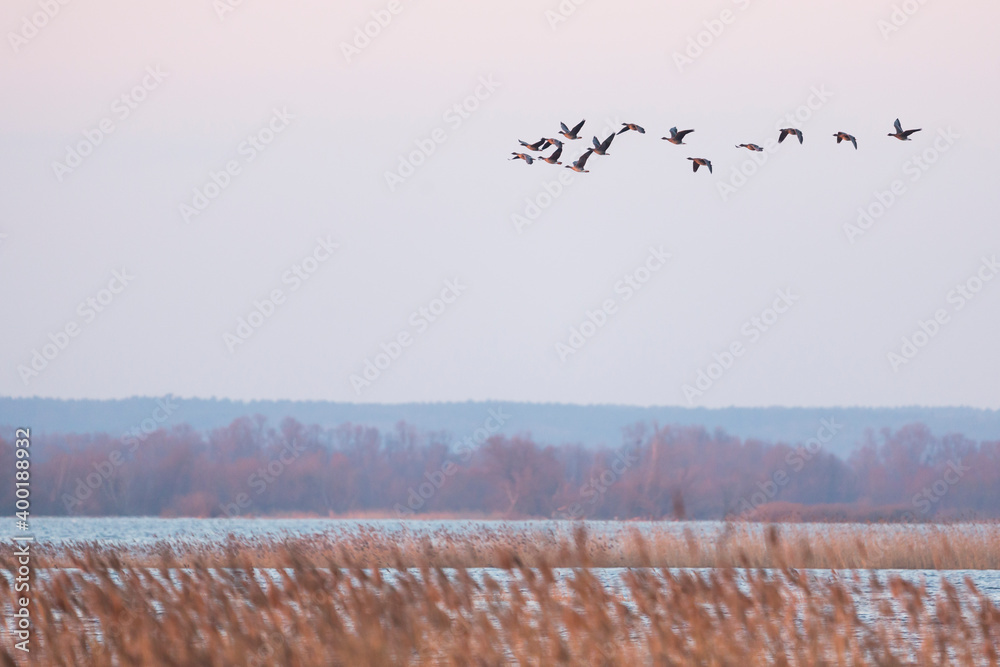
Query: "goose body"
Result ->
[[592, 133, 615, 156], [778, 128, 803, 144], [662, 127, 694, 145], [688, 157, 712, 174], [559, 120, 586, 140], [618, 123, 646, 135], [510, 152, 534, 164], [736, 143, 764, 152], [537, 146, 564, 165], [518, 139, 550, 152], [888, 118, 921, 141], [833, 132, 858, 150], [566, 148, 594, 172]]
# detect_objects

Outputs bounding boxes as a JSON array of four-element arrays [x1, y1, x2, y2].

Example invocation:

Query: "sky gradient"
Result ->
[[1, 0, 998, 407]]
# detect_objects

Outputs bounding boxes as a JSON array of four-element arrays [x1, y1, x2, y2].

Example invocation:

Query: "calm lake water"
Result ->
[[4, 516, 992, 545], [4, 517, 725, 544]]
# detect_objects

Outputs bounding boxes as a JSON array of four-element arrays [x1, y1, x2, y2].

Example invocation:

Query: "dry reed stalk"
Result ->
[[2, 524, 999, 665]]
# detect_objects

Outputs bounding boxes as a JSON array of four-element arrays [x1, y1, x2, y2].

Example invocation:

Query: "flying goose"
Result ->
[[518, 139, 550, 152], [592, 133, 615, 156], [565, 148, 594, 172], [736, 143, 764, 152], [618, 123, 646, 135], [510, 152, 534, 164], [687, 157, 712, 174], [888, 118, 921, 141], [778, 128, 803, 144], [662, 127, 695, 145], [833, 132, 858, 149], [559, 120, 586, 140], [537, 145, 564, 165]]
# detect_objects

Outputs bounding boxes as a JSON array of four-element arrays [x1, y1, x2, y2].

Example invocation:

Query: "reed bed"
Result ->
[[2, 525, 999, 665], [10, 521, 1000, 570]]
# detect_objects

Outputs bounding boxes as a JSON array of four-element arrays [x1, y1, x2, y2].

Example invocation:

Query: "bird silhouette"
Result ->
[[518, 139, 550, 152], [565, 148, 594, 172], [688, 157, 712, 174], [618, 123, 646, 135], [537, 146, 564, 165], [592, 133, 616, 156], [888, 118, 921, 141], [662, 127, 695, 145], [833, 132, 858, 150], [559, 120, 586, 140], [778, 128, 803, 144]]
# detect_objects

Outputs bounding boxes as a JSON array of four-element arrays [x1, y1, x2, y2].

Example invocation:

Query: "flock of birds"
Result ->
[[510, 118, 922, 174]]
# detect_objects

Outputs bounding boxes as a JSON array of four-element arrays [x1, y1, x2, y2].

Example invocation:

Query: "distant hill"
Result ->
[[2, 397, 999, 456]]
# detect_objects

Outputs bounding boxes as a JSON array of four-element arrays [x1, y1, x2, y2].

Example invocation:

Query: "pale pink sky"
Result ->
[[1, 0, 998, 407]]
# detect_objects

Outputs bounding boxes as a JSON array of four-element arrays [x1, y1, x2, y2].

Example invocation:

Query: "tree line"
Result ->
[[3, 416, 998, 520]]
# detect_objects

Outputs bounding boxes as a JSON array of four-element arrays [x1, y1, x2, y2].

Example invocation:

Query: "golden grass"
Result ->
[[2, 524, 999, 665]]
